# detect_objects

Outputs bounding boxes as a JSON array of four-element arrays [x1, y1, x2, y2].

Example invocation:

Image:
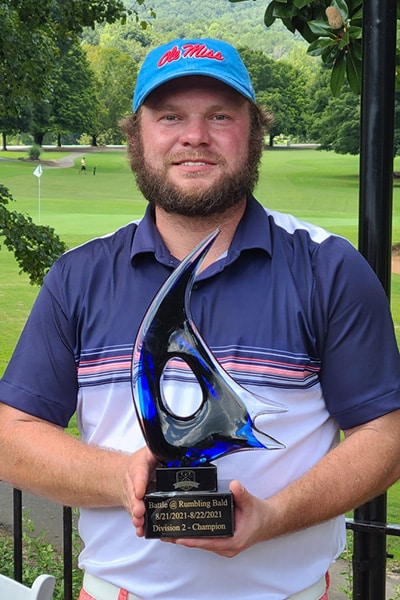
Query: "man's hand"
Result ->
[[124, 446, 159, 537], [162, 479, 272, 558]]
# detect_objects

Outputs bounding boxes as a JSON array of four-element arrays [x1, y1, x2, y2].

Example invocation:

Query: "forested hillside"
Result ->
[[91, 0, 308, 60], [137, 0, 305, 56]]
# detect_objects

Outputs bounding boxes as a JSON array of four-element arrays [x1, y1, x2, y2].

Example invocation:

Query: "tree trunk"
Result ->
[[57, 133, 61, 147], [2, 132, 6, 151], [33, 132, 45, 146], [91, 134, 97, 147]]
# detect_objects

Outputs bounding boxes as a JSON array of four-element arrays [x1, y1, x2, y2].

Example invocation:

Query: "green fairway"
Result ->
[[258, 148, 360, 244], [2, 147, 400, 563], [0, 150, 146, 247]]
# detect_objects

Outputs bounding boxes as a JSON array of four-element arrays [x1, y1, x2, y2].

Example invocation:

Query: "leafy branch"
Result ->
[[0, 184, 67, 286], [229, 0, 369, 96]]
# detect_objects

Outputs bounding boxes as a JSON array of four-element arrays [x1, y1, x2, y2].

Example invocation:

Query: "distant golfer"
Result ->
[[79, 157, 87, 174]]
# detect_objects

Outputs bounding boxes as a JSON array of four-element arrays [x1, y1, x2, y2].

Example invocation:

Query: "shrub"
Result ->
[[28, 145, 42, 160]]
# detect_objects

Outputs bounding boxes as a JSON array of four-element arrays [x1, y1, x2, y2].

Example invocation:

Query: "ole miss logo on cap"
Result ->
[[157, 43, 224, 68]]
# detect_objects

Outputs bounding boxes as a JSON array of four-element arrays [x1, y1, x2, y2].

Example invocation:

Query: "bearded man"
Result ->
[[1, 38, 400, 600]]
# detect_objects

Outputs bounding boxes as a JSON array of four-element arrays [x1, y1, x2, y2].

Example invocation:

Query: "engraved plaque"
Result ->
[[144, 465, 234, 538]]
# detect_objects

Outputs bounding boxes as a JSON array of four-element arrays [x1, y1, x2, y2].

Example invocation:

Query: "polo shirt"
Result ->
[[1, 196, 400, 599]]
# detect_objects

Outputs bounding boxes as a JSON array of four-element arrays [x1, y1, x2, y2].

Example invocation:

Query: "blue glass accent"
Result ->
[[131, 229, 286, 467]]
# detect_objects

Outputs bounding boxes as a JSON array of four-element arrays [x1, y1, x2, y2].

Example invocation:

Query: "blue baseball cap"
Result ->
[[133, 38, 255, 113]]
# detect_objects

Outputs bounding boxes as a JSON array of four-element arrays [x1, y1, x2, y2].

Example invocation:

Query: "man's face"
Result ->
[[130, 76, 259, 217]]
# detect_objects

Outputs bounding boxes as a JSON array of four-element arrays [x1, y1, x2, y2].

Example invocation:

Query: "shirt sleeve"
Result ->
[[0, 265, 78, 428], [313, 236, 400, 430]]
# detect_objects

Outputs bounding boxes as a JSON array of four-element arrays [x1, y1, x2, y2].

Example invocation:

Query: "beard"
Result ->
[[129, 136, 261, 218]]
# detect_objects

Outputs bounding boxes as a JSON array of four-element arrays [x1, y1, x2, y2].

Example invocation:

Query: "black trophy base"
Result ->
[[144, 465, 234, 539]]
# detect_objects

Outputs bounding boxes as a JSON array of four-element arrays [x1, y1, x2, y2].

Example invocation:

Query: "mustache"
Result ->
[[163, 150, 226, 167]]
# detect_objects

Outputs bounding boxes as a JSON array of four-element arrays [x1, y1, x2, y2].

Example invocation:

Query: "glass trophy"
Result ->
[[131, 229, 286, 538]]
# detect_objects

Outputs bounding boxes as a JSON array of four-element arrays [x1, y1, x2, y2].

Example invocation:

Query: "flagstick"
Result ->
[[33, 163, 43, 221], [38, 175, 41, 222]]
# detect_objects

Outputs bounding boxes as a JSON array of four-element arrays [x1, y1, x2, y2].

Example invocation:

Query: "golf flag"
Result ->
[[33, 164, 43, 221], [33, 164, 43, 178]]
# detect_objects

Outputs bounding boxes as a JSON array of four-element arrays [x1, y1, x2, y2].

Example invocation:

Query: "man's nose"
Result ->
[[179, 117, 211, 147]]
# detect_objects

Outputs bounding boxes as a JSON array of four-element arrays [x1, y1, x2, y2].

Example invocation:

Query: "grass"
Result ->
[[2, 146, 400, 567], [0, 150, 146, 247], [259, 149, 361, 242]]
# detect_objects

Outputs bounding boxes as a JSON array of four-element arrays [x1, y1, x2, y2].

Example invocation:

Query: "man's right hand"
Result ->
[[124, 446, 159, 537]]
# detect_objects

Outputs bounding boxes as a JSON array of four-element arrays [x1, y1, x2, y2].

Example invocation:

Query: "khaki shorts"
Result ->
[[78, 571, 330, 600]]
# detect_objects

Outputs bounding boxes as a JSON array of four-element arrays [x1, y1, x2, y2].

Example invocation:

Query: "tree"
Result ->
[[87, 19, 156, 59], [307, 67, 400, 156], [307, 68, 360, 153], [240, 48, 310, 143], [0, 0, 150, 146], [0, 1, 56, 149], [0, 101, 32, 151], [30, 100, 53, 147], [0, 1, 56, 107], [29, 40, 101, 146], [84, 45, 138, 144]]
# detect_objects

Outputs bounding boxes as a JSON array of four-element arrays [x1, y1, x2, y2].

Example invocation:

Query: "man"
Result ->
[[1, 38, 400, 600], [79, 156, 87, 174]]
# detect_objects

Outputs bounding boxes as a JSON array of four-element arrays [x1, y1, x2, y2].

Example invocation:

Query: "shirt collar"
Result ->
[[130, 196, 272, 271], [130, 205, 179, 268]]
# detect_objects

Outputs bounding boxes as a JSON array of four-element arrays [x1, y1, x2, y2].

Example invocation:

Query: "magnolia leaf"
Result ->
[[338, 31, 350, 48], [297, 20, 321, 43], [282, 16, 297, 33], [265, 0, 294, 25], [349, 0, 363, 13], [271, 2, 299, 18], [332, 0, 349, 21], [346, 49, 362, 94], [351, 39, 363, 60], [348, 25, 363, 38], [307, 38, 336, 57], [293, 0, 312, 8], [308, 20, 336, 37], [264, 1, 277, 26], [351, 7, 363, 20], [331, 51, 346, 95], [321, 43, 339, 65]]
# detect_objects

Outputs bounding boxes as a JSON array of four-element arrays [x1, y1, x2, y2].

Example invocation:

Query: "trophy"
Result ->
[[131, 229, 286, 538]]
